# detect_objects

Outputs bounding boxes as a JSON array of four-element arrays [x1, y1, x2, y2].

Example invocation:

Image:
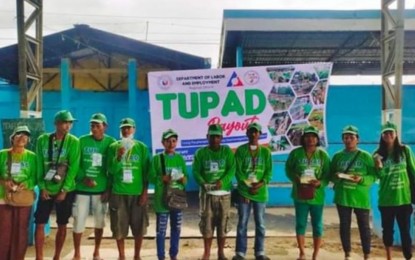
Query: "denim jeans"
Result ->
[[379, 204, 413, 260], [235, 200, 266, 257], [336, 204, 371, 255], [156, 210, 183, 260]]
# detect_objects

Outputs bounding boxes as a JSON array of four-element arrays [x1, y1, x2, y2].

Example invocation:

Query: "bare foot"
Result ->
[[199, 254, 210, 260]]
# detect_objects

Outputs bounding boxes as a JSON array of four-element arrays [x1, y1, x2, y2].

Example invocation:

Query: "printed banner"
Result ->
[[148, 63, 332, 162]]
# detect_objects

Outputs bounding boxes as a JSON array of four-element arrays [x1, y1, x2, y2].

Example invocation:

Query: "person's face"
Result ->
[[304, 133, 318, 147], [162, 137, 177, 154], [247, 128, 260, 144], [382, 130, 396, 146], [121, 126, 135, 138], [90, 122, 106, 139], [12, 132, 29, 148], [342, 134, 358, 151], [55, 121, 73, 135], [208, 134, 222, 150]]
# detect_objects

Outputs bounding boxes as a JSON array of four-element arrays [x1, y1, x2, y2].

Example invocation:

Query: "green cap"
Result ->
[[54, 110, 76, 122], [303, 125, 319, 136], [207, 124, 223, 136], [12, 125, 31, 136], [247, 122, 262, 132], [119, 118, 135, 128], [162, 129, 178, 141], [90, 113, 107, 124], [342, 125, 359, 135], [381, 121, 397, 133]]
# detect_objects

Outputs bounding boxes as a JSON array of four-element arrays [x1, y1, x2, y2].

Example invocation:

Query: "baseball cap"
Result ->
[[119, 118, 136, 128], [303, 125, 319, 136], [162, 129, 178, 141], [342, 125, 359, 136], [207, 124, 223, 136], [247, 122, 262, 132], [381, 121, 397, 133], [90, 113, 107, 124], [54, 110, 76, 122]]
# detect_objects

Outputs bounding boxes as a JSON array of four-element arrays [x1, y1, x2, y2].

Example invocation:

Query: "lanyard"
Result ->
[[48, 133, 66, 166], [305, 150, 315, 167], [249, 147, 259, 172]]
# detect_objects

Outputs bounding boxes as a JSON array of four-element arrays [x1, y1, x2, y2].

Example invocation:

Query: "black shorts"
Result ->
[[34, 192, 75, 225]]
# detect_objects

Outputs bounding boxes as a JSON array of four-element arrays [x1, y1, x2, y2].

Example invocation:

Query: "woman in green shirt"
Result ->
[[0, 125, 37, 260], [150, 129, 187, 260], [285, 125, 330, 260], [374, 121, 415, 260], [330, 125, 375, 260]]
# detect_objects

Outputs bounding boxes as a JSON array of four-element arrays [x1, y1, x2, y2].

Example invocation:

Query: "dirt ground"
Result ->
[[23, 193, 409, 259], [24, 217, 408, 260]]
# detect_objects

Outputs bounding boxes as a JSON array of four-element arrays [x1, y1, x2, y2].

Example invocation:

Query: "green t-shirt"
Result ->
[[36, 133, 80, 195], [235, 143, 272, 203], [75, 134, 116, 194], [376, 145, 415, 206], [285, 147, 331, 205], [192, 145, 235, 192], [330, 149, 376, 209], [0, 149, 37, 200], [108, 139, 150, 196], [150, 152, 187, 213]]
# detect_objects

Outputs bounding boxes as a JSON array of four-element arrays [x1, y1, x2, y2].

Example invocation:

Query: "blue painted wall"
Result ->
[[1, 84, 415, 197]]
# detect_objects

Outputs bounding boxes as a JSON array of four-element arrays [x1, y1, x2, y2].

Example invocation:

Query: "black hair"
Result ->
[[375, 134, 405, 163], [300, 133, 321, 147], [342, 133, 359, 139]]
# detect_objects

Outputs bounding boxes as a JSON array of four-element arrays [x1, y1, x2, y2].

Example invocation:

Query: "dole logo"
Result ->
[[227, 72, 244, 87]]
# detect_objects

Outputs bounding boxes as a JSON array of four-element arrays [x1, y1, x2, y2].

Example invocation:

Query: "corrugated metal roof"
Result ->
[[0, 24, 210, 84], [219, 10, 415, 75]]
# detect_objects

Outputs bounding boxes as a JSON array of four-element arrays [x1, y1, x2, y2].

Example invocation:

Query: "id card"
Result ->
[[122, 169, 133, 183], [303, 168, 315, 178], [210, 162, 219, 173], [92, 153, 102, 167], [44, 169, 57, 181], [11, 163, 21, 176]]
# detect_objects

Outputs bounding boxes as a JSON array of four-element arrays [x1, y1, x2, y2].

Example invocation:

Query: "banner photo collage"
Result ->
[[148, 63, 332, 163]]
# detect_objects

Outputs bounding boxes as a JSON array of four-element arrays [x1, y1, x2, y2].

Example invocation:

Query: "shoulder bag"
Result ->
[[48, 134, 68, 183], [160, 154, 188, 210], [4, 150, 35, 207]]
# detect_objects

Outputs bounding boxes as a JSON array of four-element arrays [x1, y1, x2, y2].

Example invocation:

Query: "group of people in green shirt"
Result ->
[[1, 108, 414, 260], [0, 110, 274, 260], [286, 122, 415, 260]]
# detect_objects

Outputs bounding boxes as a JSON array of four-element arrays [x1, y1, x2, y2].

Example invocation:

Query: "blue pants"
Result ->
[[235, 200, 266, 257], [156, 210, 183, 260]]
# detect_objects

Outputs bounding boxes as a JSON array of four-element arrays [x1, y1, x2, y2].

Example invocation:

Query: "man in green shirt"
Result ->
[[192, 124, 236, 260], [72, 113, 116, 260], [330, 125, 375, 260], [107, 118, 150, 260], [34, 110, 81, 260], [150, 129, 187, 260], [233, 122, 272, 260]]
